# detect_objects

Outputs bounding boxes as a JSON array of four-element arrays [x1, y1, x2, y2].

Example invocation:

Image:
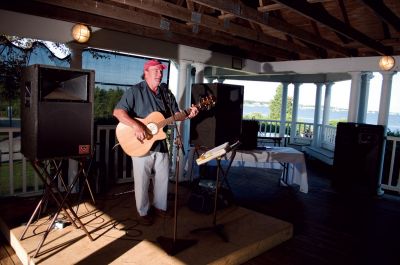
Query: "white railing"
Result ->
[[1, 123, 399, 196], [380, 136, 400, 194], [250, 119, 314, 145], [0, 128, 40, 196], [318, 124, 337, 150], [94, 124, 175, 187], [95, 124, 132, 184]]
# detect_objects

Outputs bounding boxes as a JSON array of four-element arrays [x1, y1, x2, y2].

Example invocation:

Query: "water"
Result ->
[[243, 104, 400, 132]]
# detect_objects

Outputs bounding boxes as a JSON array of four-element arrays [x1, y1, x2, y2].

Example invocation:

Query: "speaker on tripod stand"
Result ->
[[20, 64, 95, 161]]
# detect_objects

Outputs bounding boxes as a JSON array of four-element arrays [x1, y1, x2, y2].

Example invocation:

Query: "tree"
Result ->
[[243, 112, 268, 120], [0, 35, 70, 122], [0, 40, 28, 120], [268, 84, 293, 121], [93, 86, 124, 121]]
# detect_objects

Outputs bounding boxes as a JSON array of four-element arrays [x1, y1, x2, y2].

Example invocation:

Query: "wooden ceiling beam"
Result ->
[[192, 0, 351, 56], [360, 0, 400, 33], [218, 12, 236, 20], [101, 0, 316, 57], [176, 0, 185, 7], [336, 0, 350, 25], [272, 0, 392, 55], [333, 0, 351, 44], [30, 0, 291, 60], [186, 0, 194, 11], [258, 4, 282, 12], [258, 0, 333, 13]]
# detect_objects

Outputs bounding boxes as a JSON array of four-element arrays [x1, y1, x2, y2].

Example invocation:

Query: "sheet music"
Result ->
[[196, 142, 229, 165]]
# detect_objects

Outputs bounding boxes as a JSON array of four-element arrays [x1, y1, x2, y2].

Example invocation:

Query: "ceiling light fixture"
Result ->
[[378, 56, 395, 71], [71, 24, 91, 43]]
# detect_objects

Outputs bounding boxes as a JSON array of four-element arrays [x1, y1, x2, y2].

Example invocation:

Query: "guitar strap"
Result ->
[[160, 86, 174, 117]]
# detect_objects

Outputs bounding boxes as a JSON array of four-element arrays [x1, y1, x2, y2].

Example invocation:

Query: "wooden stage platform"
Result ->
[[0, 185, 293, 265]]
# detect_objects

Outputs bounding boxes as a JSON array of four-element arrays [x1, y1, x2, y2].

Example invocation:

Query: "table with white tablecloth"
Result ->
[[228, 147, 308, 193]]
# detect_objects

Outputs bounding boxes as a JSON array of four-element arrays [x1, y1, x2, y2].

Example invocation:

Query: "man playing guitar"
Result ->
[[113, 59, 199, 226]]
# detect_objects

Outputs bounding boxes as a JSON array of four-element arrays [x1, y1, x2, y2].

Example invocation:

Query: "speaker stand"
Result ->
[[22, 159, 94, 258]]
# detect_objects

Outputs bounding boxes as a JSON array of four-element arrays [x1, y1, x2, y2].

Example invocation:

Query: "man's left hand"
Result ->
[[187, 105, 199, 119]]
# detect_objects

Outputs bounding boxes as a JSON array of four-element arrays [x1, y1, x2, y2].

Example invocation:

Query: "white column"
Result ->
[[321, 82, 333, 145], [192, 62, 205, 84], [312, 83, 323, 147], [376, 71, 396, 195], [279, 83, 289, 137], [347, 72, 362, 122], [174, 60, 191, 180], [377, 72, 395, 127], [357, 72, 373, 123], [290, 83, 301, 143]]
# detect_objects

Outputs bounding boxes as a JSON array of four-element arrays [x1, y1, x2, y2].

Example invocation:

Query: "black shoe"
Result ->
[[151, 206, 173, 218], [139, 214, 153, 226]]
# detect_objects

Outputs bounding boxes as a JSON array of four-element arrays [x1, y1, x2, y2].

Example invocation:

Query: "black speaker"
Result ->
[[190, 83, 243, 148], [240, 120, 259, 150], [20, 64, 94, 160], [332, 122, 384, 195]]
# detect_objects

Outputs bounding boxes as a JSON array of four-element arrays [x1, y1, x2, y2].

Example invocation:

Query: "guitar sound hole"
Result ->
[[147, 123, 158, 135]]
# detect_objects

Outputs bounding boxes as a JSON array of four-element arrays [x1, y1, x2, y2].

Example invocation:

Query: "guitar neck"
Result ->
[[160, 107, 191, 128], [159, 99, 211, 128]]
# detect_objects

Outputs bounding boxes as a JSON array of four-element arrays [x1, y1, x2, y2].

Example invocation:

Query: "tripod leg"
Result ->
[[31, 161, 79, 229], [84, 170, 96, 205], [38, 162, 80, 229], [19, 190, 50, 240], [61, 164, 94, 241]]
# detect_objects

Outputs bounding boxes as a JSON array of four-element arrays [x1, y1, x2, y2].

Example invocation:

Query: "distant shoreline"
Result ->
[[243, 101, 400, 115], [243, 103, 400, 131]]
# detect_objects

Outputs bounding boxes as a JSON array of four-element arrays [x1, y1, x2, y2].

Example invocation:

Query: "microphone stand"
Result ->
[[156, 86, 197, 255]]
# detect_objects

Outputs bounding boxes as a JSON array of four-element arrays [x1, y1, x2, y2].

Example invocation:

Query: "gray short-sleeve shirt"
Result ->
[[115, 81, 180, 152]]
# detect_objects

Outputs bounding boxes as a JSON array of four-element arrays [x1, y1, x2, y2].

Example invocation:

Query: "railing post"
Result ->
[[279, 83, 289, 140], [8, 130, 14, 195], [312, 83, 323, 147], [290, 83, 301, 143], [321, 82, 333, 145]]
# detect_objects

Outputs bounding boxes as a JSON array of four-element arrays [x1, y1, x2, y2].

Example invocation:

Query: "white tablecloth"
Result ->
[[229, 147, 308, 193]]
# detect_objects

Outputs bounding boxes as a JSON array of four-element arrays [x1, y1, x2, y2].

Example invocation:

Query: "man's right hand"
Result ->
[[133, 126, 147, 142]]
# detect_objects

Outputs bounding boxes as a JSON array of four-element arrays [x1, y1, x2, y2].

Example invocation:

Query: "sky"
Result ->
[[224, 72, 400, 114]]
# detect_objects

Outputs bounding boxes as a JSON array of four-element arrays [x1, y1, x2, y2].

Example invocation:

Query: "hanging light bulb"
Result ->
[[378, 56, 395, 71], [71, 24, 91, 43]]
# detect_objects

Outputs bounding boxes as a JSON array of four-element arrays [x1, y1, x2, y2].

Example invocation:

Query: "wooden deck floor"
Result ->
[[1, 157, 400, 265]]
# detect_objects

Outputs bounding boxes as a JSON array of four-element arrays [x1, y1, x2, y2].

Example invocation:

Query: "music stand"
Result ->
[[190, 141, 240, 242]]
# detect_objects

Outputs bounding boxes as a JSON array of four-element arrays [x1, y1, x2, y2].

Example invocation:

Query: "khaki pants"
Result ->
[[131, 151, 169, 216]]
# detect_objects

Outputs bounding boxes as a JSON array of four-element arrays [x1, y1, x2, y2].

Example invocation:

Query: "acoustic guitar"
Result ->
[[115, 96, 215, 157]]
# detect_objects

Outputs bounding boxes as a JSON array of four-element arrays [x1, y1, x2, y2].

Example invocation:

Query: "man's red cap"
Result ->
[[144, 59, 167, 71]]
